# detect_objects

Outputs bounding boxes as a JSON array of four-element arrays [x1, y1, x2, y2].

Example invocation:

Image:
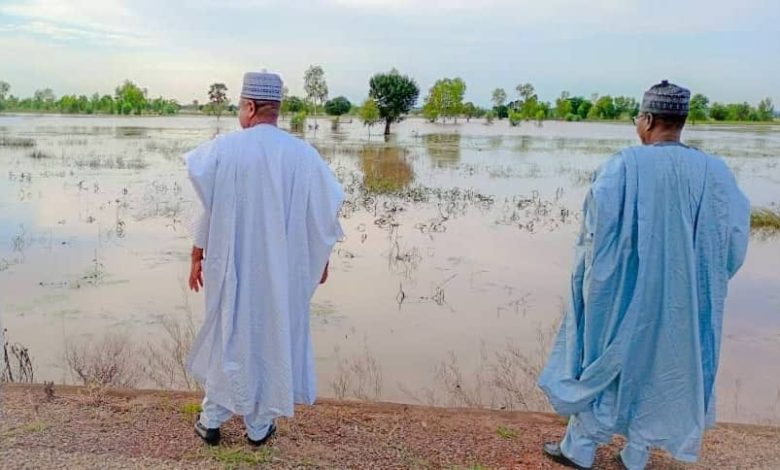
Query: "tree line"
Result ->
[[0, 80, 180, 115], [688, 94, 775, 123], [426, 82, 775, 125], [2, 70, 775, 132]]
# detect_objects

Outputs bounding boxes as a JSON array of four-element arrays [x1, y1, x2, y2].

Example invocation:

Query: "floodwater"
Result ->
[[1, 114, 779, 424]]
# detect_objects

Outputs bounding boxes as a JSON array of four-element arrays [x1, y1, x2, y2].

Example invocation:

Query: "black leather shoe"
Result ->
[[194, 414, 220, 446], [246, 422, 277, 447], [543, 442, 591, 469], [615, 452, 628, 469]]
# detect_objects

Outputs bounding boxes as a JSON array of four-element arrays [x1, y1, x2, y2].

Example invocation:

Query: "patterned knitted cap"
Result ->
[[640, 80, 690, 116], [241, 71, 283, 102]]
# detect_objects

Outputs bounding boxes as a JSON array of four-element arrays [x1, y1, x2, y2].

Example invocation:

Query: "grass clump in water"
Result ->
[[0, 136, 35, 147], [751, 207, 780, 232], [28, 150, 52, 159]]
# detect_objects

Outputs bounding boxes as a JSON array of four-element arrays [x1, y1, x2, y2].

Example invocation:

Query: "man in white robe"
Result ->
[[185, 71, 344, 446]]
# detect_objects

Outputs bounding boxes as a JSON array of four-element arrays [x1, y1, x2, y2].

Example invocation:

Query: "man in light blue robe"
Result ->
[[539, 81, 750, 469], [185, 71, 344, 446]]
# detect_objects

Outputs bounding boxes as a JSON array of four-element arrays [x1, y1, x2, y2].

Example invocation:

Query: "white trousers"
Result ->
[[198, 397, 276, 441]]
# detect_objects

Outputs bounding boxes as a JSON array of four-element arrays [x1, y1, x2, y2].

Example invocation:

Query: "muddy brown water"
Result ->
[[1, 115, 778, 424]]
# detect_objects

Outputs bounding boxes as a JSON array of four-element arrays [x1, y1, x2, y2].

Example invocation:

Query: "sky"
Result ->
[[1, 0, 778, 107]]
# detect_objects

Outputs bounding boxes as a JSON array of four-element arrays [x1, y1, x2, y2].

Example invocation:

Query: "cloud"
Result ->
[[0, 0, 151, 46], [322, 0, 775, 33], [0, 0, 777, 105]]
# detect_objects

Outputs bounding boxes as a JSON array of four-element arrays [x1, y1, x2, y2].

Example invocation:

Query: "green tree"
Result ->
[[516, 83, 535, 102], [508, 110, 522, 127], [520, 95, 539, 120], [282, 96, 307, 115], [279, 86, 290, 118], [491, 88, 507, 108], [613, 96, 639, 119], [710, 102, 728, 121], [757, 98, 775, 121], [304, 65, 328, 125], [368, 69, 420, 136], [359, 98, 381, 137], [726, 102, 751, 121], [151, 96, 179, 115], [689, 94, 710, 124], [555, 91, 572, 119], [324, 96, 352, 123], [115, 80, 147, 115], [290, 111, 307, 133], [33, 88, 56, 111], [422, 100, 439, 122], [589, 96, 617, 120], [422, 77, 467, 123], [514, 83, 540, 120], [0, 81, 9, 112], [535, 101, 551, 121], [567, 96, 591, 119], [97, 95, 115, 114], [462, 102, 480, 122], [494, 105, 509, 119], [208, 83, 228, 119]]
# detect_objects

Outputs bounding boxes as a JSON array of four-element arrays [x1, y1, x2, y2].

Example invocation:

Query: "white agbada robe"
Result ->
[[185, 124, 344, 418]]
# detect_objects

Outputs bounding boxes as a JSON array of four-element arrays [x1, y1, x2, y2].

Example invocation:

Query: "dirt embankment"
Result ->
[[1, 384, 779, 469]]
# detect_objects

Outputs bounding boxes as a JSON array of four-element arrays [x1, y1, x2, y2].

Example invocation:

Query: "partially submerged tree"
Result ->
[[304, 65, 328, 126], [207, 83, 228, 120], [422, 77, 467, 123], [462, 102, 482, 122], [359, 98, 381, 137], [282, 96, 307, 116], [491, 88, 507, 108], [368, 69, 420, 136], [324, 96, 352, 123]]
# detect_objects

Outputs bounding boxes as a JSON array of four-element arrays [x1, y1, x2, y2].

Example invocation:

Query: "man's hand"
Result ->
[[189, 246, 204, 292], [320, 261, 329, 285]]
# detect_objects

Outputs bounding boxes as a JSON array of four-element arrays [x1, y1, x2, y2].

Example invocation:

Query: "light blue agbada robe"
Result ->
[[539, 143, 750, 462], [185, 124, 344, 418]]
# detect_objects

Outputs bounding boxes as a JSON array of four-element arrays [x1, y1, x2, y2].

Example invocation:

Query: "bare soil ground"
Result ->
[[1, 384, 779, 469]]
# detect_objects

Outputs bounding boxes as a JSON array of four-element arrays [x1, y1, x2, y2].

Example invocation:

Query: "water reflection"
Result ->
[[423, 133, 461, 168], [359, 145, 415, 194], [487, 135, 503, 150], [115, 127, 149, 138]]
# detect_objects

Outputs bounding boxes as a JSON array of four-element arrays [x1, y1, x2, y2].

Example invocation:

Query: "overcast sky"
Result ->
[[1, 0, 778, 106]]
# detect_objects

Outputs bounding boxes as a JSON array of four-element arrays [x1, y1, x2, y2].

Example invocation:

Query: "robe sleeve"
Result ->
[[188, 210, 210, 250], [725, 175, 750, 279], [185, 139, 219, 251], [305, 155, 345, 293]]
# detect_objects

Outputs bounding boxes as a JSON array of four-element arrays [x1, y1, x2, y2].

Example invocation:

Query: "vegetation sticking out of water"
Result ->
[[0, 136, 35, 147], [751, 207, 780, 232], [28, 150, 52, 159]]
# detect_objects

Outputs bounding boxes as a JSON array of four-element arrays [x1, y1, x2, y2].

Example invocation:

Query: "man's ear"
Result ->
[[645, 113, 655, 131]]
